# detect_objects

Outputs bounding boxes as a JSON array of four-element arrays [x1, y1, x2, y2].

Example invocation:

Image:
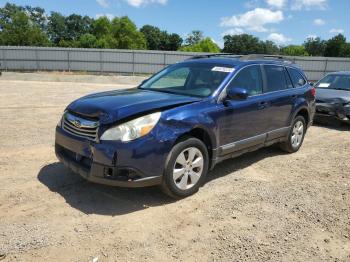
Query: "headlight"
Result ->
[[100, 112, 161, 142]]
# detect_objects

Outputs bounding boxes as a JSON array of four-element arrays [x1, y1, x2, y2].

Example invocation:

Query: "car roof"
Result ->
[[182, 55, 300, 69]]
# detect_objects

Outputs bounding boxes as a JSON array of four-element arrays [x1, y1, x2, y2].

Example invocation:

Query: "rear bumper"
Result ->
[[55, 127, 168, 188], [315, 103, 350, 122]]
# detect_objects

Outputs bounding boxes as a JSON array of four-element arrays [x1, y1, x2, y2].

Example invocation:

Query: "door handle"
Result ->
[[258, 101, 268, 110], [291, 94, 297, 98]]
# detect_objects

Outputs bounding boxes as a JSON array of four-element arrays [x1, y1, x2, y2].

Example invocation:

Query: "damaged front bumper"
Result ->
[[54, 126, 173, 188], [315, 102, 350, 122]]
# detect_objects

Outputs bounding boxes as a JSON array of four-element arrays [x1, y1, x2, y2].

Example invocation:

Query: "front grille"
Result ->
[[62, 112, 99, 141]]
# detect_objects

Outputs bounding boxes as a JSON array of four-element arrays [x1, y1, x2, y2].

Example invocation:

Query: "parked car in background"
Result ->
[[55, 54, 316, 198], [315, 71, 350, 123]]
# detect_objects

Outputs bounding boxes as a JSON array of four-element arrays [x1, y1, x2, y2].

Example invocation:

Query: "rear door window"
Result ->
[[287, 68, 306, 87], [263, 65, 289, 92]]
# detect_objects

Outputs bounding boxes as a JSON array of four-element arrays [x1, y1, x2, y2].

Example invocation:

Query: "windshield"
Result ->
[[140, 63, 234, 97], [316, 74, 350, 91]]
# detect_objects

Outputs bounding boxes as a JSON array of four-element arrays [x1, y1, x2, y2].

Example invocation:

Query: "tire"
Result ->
[[161, 137, 209, 199], [280, 116, 307, 153]]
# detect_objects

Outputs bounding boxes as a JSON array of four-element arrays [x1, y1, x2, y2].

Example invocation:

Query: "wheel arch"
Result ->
[[173, 126, 217, 169], [290, 105, 310, 127], [293, 107, 310, 126]]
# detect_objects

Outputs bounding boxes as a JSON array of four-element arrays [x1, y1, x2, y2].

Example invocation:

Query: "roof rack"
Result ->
[[240, 54, 293, 63], [188, 53, 294, 63], [188, 53, 243, 60]]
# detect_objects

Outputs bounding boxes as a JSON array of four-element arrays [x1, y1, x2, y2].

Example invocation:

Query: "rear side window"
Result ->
[[228, 65, 263, 96], [288, 68, 306, 87], [264, 65, 289, 92]]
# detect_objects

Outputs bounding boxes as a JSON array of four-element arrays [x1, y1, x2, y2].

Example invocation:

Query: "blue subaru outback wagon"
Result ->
[[55, 54, 316, 198]]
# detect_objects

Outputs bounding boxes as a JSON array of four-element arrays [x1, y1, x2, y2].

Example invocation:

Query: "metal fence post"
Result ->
[[67, 49, 71, 72], [2, 48, 7, 71], [324, 59, 328, 76], [163, 53, 167, 68], [132, 51, 135, 76], [100, 50, 103, 74], [35, 48, 39, 71]]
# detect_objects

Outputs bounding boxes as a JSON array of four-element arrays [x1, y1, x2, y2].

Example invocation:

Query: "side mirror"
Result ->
[[226, 87, 249, 100]]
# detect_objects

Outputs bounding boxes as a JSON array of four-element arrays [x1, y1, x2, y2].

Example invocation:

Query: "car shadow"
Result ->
[[38, 146, 283, 216], [313, 116, 350, 131], [207, 146, 283, 182], [37, 163, 173, 216]]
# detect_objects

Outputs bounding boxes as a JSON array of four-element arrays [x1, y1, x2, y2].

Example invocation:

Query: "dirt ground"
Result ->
[[0, 76, 349, 262]]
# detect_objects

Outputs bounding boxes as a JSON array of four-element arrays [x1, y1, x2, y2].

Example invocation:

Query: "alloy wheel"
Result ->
[[291, 120, 304, 148], [173, 147, 204, 190]]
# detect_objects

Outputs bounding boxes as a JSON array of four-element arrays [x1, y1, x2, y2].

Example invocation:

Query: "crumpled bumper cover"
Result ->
[[54, 127, 170, 188], [316, 102, 350, 122]]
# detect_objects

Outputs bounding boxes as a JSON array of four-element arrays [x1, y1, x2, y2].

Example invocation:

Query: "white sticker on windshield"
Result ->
[[212, 67, 235, 73], [318, 83, 330, 88]]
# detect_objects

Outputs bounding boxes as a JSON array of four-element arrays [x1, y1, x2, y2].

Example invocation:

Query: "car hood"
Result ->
[[67, 88, 201, 124], [316, 88, 350, 104]]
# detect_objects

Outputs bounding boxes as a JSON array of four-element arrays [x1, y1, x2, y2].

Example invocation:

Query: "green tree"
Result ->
[[185, 30, 204, 45], [0, 3, 24, 28], [110, 16, 146, 49], [180, 37, 220, 53], [141, 25, 183, 51], [91, 16, 111, 39], [261, 40, 280, 55], [223, 34, 264, 54], [303, 37, 326, 56], [140, 25, 163, 50], [340, 43, 350, 57], [325, 34, 347, 57], [0, 11, 49, 46], [281, 45, 308, 56], [64, 14, 93, 41], [79, 33, 97, 48], [165, 33, 183, 51], [47, 12, 66, 45], [24, 5, 46, 31]]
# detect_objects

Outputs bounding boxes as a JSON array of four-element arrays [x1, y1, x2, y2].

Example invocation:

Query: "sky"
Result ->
[[1, 0, 349, 47]]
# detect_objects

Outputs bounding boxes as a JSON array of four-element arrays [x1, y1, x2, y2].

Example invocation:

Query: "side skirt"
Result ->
[[210, 126, 290, 169]]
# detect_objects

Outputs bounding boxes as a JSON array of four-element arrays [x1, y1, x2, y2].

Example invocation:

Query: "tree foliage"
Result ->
[[185, 30, 204, 46], [281, 45, 308, 56], [140, 25, 183, 51], [303, 37, 326, 56], [180, 38, 220, 53], [223, 34, 264, 54], [2, 2, 350, 57], [324, 34, 347, 57], [0, 10, 49, 46]]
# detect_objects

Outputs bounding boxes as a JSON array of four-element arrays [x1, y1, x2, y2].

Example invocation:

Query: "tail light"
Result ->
[[311, 87, 316, 97]]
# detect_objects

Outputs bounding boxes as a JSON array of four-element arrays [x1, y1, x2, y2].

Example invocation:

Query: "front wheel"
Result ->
[[161, 137, 209, 199], [280, 116, 307, 153]]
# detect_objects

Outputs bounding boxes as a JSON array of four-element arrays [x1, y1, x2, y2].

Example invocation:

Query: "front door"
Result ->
[[215, 64, 269, 155]]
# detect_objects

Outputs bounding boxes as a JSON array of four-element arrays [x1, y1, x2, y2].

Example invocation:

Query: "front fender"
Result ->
[[157, 101, 219, 149]]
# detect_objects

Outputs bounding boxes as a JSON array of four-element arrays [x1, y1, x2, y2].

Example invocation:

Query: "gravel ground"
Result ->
[[0, 76, 349, 262]]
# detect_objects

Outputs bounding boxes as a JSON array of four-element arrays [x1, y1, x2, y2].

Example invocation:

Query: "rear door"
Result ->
[[262, 65, 295, 139]]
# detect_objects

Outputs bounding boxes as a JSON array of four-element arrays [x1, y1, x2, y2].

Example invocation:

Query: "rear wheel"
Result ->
[[161, 137, 209, 199], [280, 116, 306, 153]]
